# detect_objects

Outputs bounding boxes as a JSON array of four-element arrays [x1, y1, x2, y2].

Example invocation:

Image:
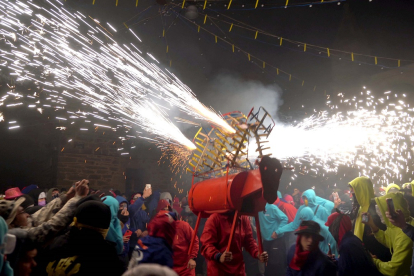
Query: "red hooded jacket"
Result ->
[[200, 213, 259, 276], [274, 197, 297, 223], [172, 221, 199, 276]]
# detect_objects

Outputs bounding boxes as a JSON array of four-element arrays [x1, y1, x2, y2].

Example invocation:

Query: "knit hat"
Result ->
[[4, 188, 23, 200], [0, 197, 26, 225], [156, 199, 171, 213], [74, 201, 111, 230]]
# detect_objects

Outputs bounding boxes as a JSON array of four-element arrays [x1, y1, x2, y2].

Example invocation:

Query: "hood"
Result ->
[[27, 188, 42, 206], [115, 195, 128, 206], [298, 206, 315, 221], [302, 189, 317, 207], [102, 196, 120, 218], [21, 185, 38, 195], [349, 177, 374, 208], [385, 183, 400, 194], [160, 192, 173, 204], [277, 191, 282, 199], [402, 182, 414, 197], [46, 187, 59, 203], [374, 192, 410, 228]]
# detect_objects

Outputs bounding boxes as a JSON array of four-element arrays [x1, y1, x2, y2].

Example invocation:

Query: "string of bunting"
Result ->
[[187, 7, 414, 68], [168, 10, 319, 91], [94, 0, 345, 9]]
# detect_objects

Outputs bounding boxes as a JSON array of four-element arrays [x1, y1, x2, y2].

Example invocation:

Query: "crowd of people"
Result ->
[[1, 176, 414, 276]]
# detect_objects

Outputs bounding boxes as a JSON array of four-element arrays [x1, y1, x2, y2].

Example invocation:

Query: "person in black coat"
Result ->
[[286, 220, 336, 276], [42, 200, 124, 276]]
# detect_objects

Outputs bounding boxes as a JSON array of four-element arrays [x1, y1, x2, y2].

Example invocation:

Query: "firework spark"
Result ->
[[255, 90, 414, 185], [0, 0, 233, 150]]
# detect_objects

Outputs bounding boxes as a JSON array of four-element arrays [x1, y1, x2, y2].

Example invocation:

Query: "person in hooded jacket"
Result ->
[[286, 220, 336, 276], [282, 194, 295, 206], [172, 219, 199, 276], [200, 211, 268, 276], [274, 206, 338, 256], [349, 176, 391, 262], [362, 192, 413, 276], [258, 201, 288, 276], [46, 188, 60, 204], [102, 196, 124, 255], [129, 212, 177, 268], [116, 195, 133, 269], [274, 191, 297, 223], [44, 200, 124, 276], [401, 182, 414, 217], [0, 217, 13, 276], [315, 196, 335, 214], [301, 189, 330, 222], [384, 184, 400, 195]]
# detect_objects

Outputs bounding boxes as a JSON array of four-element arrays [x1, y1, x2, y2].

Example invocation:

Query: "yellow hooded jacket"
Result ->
[[349, 176, 375, 240], [385, 183, 401, 195], [373, 193, 413, 276], [402, 181, 414, 197]]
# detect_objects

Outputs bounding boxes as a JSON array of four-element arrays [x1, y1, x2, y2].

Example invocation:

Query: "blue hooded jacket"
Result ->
[[315, 196, 334, 213], [0, 217, 13, 276], [276, 207, 338, 256], [258, 203, 288, 241], [301, 189, 330, 222], [102, 196, 124, 254]]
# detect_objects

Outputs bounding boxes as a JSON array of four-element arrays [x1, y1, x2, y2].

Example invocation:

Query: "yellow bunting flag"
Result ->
[[227, 0, 232, 9], [166, 45, 169, 53], [289, 74, 292, 81], [248, 54, 250, 61], [229, 23, 233, 32], [93, 0, 95, 4], [398, 60, 401, 67], [304, 44, 306, 52], [255, 0, 259, 8], [327, 48, 330, 57], [263, 62, 265, 68], [375, 56, 377, 65], [198, 25, 200, 32], [280, 37, 283, 46], [232, 44, 235, 52], [302, 80, 304, 86], [136, 0, 138, 6], [255, 31, 258, 39], [204, 15, 207, 24], [123, 22, 128, 29], [277, 68, 279, 75], [203, 0, 207, 9], [163, 29, 165, 37], [215, 36, 217, 43], [285, 0, 289, 6], [321, 0, 324, 2], [351, 52, 354, 61], [182, 0, 186, 8], [116, 0, 118, 6], [313, 86, 316, 91]]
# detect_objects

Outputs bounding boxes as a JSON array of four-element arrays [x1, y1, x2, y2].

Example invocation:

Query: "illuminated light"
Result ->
[[9, 121, 16, 124], [80, 128, 88, 131], [9, 125, 20, 129], [129, 29, 142, 42]]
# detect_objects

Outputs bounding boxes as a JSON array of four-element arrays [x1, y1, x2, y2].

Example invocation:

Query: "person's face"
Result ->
[[52, 190, 59, 196], [16, 249, 37, 276], [12, 206, 29, 227], [300, 233, 317, 251], [120, 202, 127, 210]]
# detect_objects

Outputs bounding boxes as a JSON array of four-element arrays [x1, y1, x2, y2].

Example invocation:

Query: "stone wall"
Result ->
[[56, 130, 192, 197]]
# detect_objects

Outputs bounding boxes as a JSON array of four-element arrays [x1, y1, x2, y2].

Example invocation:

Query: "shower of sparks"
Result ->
[[158, 143, 192, 174], [0, 0, 234, 150], [255, 90, 414, 186]]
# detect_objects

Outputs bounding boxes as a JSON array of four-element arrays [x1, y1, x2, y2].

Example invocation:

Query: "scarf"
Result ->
[[289, 235, 319, 270]]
